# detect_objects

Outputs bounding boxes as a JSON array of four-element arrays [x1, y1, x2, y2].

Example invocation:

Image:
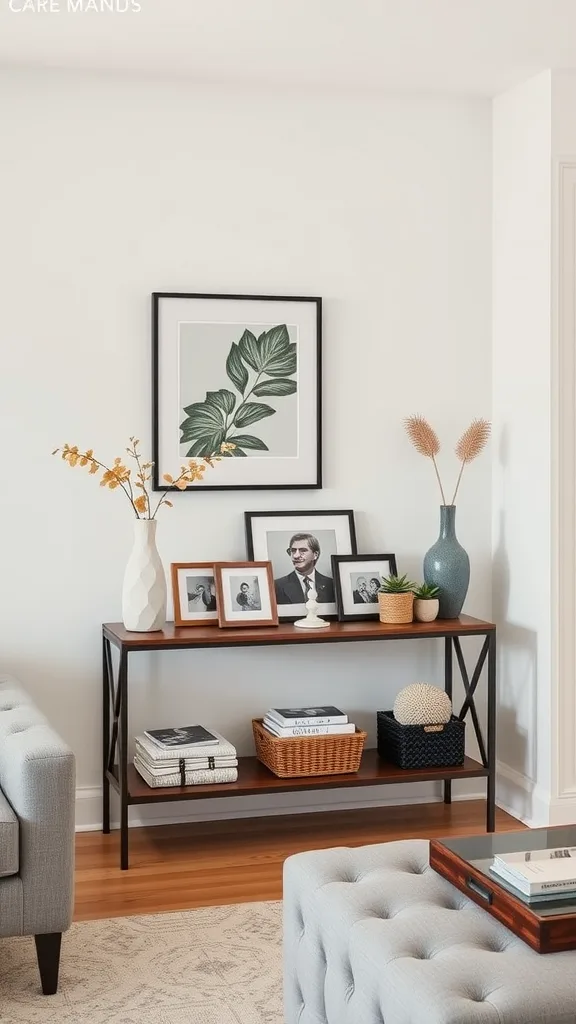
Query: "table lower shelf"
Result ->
[[107, 751, 488, 805]]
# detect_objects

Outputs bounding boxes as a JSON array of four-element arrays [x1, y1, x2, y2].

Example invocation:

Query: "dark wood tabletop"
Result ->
[[103, 614, 495, 649]]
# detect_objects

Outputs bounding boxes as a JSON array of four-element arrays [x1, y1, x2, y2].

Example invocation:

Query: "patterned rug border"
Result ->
[[1, 899, 284, 1024]]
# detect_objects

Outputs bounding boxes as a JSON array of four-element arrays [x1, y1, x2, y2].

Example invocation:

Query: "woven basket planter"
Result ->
[[252, 719, 367, 778], [378, 591, 414, 624]]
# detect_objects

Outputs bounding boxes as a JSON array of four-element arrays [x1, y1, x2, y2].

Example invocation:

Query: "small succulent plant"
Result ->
[[379, 573, 416, 594], [413, 582, 440, 599]]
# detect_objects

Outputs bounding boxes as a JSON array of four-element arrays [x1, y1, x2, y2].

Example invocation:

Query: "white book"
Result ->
[[263, 717, 355, 738], [266, 706, 348, 728], [135, 731, 236, 763], [489, 864, 576, 903], [490, 855, 576, 895], [134, 756, 238, 789], [134, 744, 238, 774], [495, 846, 576, 867]]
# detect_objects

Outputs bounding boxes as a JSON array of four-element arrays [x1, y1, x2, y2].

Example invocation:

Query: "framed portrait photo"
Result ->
[[331, 553, 398, 622], [170, 562, 219, 626], [245, 510, 357, 621], [214, 562, 279, 628], [152, 292, 322, 491]]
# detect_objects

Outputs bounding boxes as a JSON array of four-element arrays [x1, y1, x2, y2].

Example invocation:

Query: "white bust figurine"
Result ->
[[294, 585, 330, 629]]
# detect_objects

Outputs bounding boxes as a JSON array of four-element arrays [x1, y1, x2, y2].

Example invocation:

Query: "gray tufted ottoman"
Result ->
[[283, 839, 576, 1024]]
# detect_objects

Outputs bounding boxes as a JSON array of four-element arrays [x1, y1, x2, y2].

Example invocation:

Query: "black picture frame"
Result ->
[[152, 292, 322, 492], [245, 509, 357, 621], [331, 553, 398, 622]]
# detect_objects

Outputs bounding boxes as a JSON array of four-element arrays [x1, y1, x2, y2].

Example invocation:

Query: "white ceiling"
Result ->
[[1, 0, 576, 97]]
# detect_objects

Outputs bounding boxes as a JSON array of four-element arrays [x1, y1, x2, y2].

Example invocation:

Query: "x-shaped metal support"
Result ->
[[444, 632, 496, 832]]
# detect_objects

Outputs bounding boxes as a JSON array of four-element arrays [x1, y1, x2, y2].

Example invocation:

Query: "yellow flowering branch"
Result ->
[[52, 437, 228, 519]]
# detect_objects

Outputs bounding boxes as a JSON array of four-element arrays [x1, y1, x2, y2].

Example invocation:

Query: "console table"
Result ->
[[102, 614, 496, 869]]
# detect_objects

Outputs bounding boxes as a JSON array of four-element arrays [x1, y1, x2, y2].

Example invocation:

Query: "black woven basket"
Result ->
[[377, 710, 465, 769]]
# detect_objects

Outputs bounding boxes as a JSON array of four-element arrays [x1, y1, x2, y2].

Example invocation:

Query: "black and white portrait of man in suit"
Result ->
[[274, 533, 335, 605], [246, 510, 357, 620]]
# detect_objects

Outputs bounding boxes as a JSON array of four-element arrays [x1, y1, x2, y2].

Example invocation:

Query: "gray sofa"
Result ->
[[0, 675, 75, 994]]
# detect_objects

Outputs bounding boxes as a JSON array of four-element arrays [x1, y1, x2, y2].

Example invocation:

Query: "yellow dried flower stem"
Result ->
[[126, 438, 150, 519], [53, 446, 141, 518], [54, 439, 220, 520]]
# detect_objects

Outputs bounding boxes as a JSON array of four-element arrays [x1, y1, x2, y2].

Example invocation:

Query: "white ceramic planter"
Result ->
[[122, 519, 167, 632], [413, 597, 440, 623]]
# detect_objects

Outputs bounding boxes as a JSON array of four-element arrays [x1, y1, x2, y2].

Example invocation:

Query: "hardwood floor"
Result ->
[[74, 801, 525, 921]]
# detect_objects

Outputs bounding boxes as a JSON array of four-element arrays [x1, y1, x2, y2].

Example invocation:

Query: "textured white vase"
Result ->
[[122, 519, 167, 632]]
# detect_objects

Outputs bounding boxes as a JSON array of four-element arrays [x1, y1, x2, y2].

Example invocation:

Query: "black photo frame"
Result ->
[[245, 509, 357, 621], [331, 553, 398, 622], [152, 292, 322, 492]]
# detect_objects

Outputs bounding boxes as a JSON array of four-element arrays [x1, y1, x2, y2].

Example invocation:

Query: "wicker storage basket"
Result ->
[[377, 710, 465, 769], [378, 592, 414, 624], [252, 718, 367, 778]]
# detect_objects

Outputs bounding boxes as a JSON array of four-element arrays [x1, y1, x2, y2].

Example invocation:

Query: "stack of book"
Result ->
[[262, 705, 355, 738], [490, 845, 576, 902], [134, 724, 238, 788]]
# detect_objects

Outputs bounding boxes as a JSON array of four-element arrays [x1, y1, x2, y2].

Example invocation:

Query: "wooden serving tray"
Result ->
[[430, 833, 576, 954]]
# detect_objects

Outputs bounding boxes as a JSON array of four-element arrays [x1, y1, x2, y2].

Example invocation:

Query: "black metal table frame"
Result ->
[[102, 626, 496, 870]]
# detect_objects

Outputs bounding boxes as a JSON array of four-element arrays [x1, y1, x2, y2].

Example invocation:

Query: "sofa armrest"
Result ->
[[0, 719, 75, 935]]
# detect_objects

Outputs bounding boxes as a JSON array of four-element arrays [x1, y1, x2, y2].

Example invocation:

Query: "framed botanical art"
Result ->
[[331, 553, 398, 622], [245, 509, 357, 621], [152, 292, 322, 491], [213, 562, 279, 628], [170, 562, 218, 626]]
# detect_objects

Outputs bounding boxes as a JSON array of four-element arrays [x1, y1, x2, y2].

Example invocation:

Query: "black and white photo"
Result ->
[[171, 562, 218, 626], [214, 561, 278, 628], [331, 553, 398, 622], [152, 293, 322, 491], [231, 576, 262, 613], [245, 510, 357, 620]]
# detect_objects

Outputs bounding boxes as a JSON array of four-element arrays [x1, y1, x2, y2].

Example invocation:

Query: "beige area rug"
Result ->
[[0, 901, 283, 1024]]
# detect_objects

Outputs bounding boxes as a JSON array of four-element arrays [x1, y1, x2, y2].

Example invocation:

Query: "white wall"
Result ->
[[550, 71, 576, 823], [493, 70, 576, 827], [0, 70, 492, 828], [492, 72, 553, 823]]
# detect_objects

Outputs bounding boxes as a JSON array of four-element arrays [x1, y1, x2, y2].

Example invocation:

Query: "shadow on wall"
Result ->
[[493, 425, 538, 822]]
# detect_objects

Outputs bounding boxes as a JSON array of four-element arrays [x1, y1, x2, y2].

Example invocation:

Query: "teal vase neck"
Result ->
[[438, 504, 457, 540]]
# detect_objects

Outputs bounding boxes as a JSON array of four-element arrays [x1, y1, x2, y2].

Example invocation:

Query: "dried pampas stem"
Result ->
[[451, 418, 491, 504], [404, 414, 447, 505]]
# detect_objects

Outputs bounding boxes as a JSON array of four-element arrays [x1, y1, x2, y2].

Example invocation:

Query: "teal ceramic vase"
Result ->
[[423, 505, 470, 619]]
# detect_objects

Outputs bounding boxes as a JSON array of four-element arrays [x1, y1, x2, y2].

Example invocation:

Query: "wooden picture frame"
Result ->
[[170, 561, 218, 626], [331, 553, 398, 622], [245, 509, 357, 621], [152, 292, 322, 491], [213, 561, 279, 628]]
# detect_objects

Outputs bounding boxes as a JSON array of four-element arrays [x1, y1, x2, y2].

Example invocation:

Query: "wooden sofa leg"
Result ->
[[34, 933, 62, 995]]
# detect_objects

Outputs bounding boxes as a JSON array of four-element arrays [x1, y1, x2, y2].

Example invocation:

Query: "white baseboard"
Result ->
[[495, 760, 552, 827], [75, 779, 487, 832]]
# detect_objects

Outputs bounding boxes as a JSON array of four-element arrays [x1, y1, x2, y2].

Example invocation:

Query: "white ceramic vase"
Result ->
[[122, 519, 167, 632]]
